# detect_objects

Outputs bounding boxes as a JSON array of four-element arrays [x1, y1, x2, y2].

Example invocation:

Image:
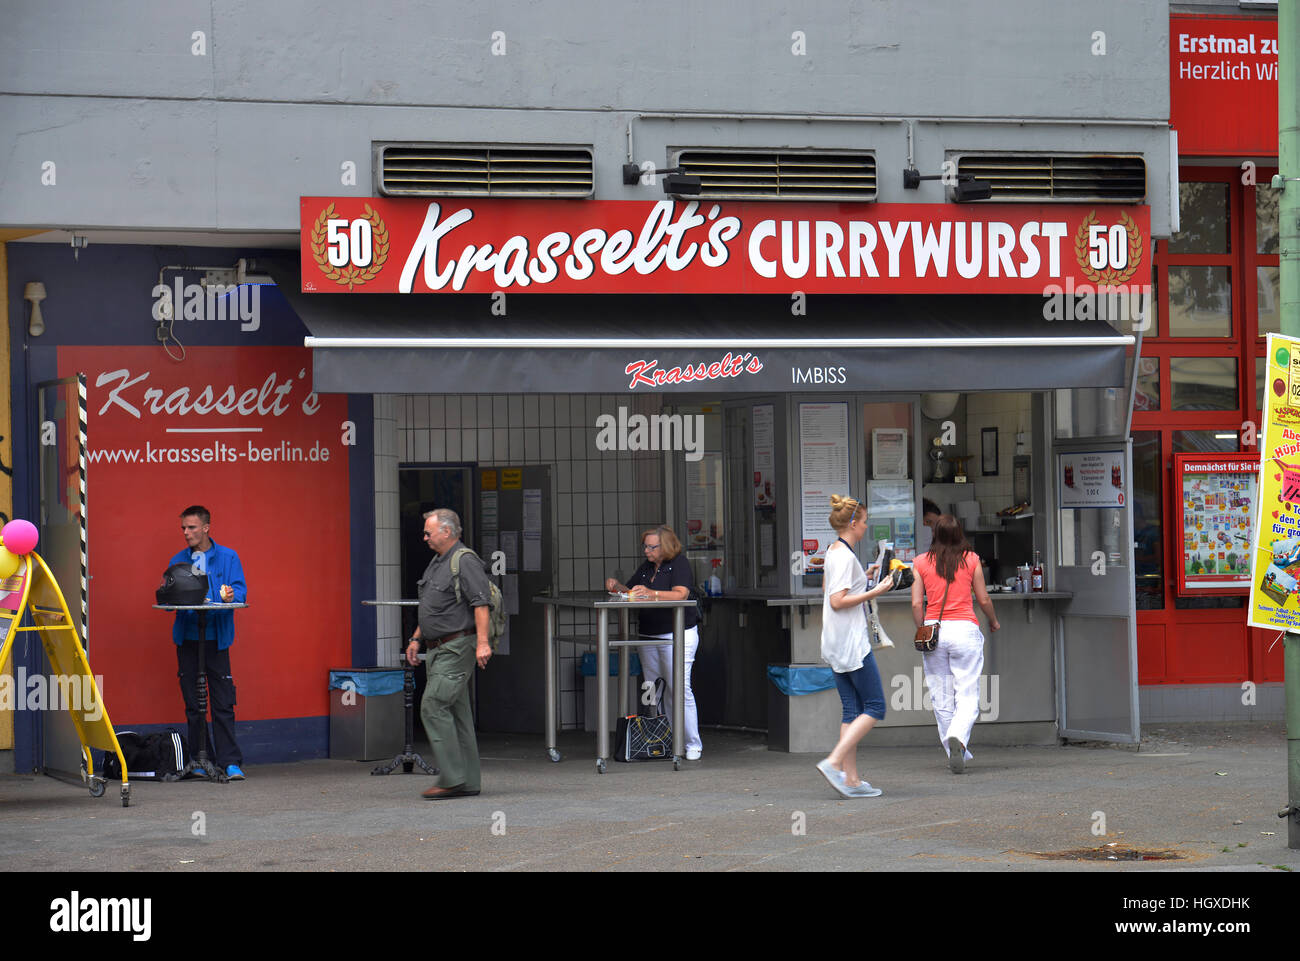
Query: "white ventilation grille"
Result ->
[[674, 150, 877, 201], [955, 154, 1146, 202], [376, 143, 594, 197]]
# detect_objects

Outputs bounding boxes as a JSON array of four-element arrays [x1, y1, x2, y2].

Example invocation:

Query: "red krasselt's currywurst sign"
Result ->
[[300, 198, 1150, 295]]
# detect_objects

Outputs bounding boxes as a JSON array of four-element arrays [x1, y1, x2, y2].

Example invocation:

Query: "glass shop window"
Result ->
[[1170, 357, 1239, 411], [1132, 431, 1163, 610], [862, 402, 915, 559]]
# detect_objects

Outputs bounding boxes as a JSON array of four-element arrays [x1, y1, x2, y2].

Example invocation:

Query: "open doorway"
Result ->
[[397, 464, 474, 732]]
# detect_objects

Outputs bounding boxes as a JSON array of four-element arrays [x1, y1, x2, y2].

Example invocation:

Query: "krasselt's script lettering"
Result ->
[[400, 200, 742, 293], [624, 352, 763, 390], [95, 368, 321, 419]]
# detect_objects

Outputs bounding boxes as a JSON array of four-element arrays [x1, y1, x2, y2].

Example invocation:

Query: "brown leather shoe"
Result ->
[[421, 784, 480, 800]]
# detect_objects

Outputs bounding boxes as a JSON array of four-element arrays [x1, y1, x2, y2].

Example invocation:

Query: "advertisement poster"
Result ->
[[1174, 453, 1257, 594], [1058, 450, 1126, 508], [753, 404, 775, 509], [871, 428, 908, 479], [58, 346, 352, 726], [799, 403, 849, 574], [685, 452, 723, 549], [1248, 334, 1300, 629], [0, 557, 28, 615]]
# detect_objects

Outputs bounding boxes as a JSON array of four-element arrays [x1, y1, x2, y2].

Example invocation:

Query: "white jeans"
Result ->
[[638, 626, 701, 752], [921, 619, 985, 759]]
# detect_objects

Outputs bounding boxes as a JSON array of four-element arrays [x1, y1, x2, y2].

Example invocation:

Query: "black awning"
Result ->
[[269, 260, 1132, 395]]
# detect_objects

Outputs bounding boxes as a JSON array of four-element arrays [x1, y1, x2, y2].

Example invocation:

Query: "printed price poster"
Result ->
[[1058, 450, 1125, 508], [1248, 334, 1300, 629], [685, 452, 724, 549], [1174, 453, 1257, 595], [752, 404, 776, 509], [799, 402, 849, 574]]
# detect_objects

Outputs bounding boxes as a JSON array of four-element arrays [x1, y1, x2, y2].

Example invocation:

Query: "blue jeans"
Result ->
[[833, 651, 887, 723]]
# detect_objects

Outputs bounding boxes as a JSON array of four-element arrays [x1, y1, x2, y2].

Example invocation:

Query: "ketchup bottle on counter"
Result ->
[[1031, 550, 1044, 593]]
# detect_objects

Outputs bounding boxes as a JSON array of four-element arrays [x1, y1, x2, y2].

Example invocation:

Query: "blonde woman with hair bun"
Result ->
[[814, 494, 895, 798]]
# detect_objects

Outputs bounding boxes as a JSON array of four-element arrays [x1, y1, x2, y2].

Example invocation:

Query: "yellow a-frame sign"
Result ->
[[0, 551, 130, 806]]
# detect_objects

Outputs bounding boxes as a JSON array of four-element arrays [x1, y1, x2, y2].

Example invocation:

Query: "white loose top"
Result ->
[[820, 541, 869, 673]]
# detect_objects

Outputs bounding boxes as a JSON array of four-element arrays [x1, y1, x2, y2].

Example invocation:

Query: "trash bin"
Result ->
[[766, 663, 839, 753], [580, 651, 642, 733], [328, 668, 405, 760]]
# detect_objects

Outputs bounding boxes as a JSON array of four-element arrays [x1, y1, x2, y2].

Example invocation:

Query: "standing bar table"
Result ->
[[533, 592, 694, 772], [152, 602, 247, 782], [360, 599, 436, 776]]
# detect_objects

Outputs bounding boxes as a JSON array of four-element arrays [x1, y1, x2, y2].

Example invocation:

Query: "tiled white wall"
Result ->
[[965, 392, 1033, 515], [373, 395, 402, 666], [377, 393, 666, 727]]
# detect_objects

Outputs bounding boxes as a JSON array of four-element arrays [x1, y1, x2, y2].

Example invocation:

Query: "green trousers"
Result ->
[[419, 634, 480, 792]]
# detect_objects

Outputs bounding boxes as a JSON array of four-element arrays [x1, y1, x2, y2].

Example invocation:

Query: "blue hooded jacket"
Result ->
[[168, 540, 247, 649]]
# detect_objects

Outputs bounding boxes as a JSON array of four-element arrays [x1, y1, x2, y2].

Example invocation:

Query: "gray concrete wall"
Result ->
[[0, 0, 1173, 233]]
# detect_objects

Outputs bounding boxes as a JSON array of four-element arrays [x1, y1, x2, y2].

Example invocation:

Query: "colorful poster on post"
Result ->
[[1248, 334, 1300, 629], [1174, 453, 1257, 595]]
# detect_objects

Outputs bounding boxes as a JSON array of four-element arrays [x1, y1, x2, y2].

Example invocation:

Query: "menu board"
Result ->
[[753, 404, 776, 509], [1175, 453, 1257, 595], [1058, 450, 1126, 509], [799, 403, 850, 575], [1249, 334, 1300, 629]]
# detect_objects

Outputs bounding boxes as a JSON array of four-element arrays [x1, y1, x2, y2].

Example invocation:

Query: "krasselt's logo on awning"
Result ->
[[624, 352, 763, 390], [300, 197, 1150, 296]]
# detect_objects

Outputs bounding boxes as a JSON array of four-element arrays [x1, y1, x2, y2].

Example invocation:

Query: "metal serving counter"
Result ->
[[750, 590, 1074, 752], [533, 592, 694, 773]]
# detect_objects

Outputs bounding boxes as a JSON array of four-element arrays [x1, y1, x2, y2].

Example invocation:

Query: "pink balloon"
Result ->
[[1, 519, 38, 556]]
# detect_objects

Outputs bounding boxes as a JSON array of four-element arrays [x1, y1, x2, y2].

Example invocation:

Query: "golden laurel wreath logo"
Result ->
[[1074, 210, 1143, 285], [310, 202, 390, 290]]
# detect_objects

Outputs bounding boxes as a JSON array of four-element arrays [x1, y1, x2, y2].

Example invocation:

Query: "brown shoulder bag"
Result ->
[[914, 571, 953, 653]]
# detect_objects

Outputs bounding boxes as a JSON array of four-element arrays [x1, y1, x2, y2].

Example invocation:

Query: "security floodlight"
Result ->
[[903, 167, 993, 202], [623, 164, 702, 194]]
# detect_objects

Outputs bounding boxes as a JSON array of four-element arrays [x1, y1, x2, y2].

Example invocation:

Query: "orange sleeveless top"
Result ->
[[913, 551, 979, 624]]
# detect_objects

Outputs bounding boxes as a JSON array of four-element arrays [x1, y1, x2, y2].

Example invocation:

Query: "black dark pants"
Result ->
[[176, 640, 243, 769]]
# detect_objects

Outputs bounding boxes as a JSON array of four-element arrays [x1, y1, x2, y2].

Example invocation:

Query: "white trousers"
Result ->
[[921, 619, 985, 760], [639, 626, 701, 753]]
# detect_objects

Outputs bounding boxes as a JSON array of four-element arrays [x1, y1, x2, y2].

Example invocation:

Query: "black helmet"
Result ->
[[156, 563, 209, 606]]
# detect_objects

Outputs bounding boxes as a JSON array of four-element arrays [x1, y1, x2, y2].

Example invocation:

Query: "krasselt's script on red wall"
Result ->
[[59, 346, 352, 727], [300, 197, 1151, 295]]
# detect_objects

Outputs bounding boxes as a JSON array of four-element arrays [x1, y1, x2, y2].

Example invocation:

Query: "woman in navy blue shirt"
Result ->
[[605, 526, 702, 759]]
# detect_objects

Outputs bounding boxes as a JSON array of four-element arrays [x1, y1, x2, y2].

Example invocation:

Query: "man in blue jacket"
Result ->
[[170, 505, 248, 780]]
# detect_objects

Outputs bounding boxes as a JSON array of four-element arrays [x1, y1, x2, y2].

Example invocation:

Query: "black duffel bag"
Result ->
[[102, 729, 191, 781]]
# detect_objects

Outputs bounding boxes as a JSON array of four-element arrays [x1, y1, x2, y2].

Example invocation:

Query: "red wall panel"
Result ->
[[59, 346, 352, 724]]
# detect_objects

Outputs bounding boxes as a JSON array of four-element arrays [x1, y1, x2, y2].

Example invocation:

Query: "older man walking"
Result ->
[[406, 508, 492, 800]]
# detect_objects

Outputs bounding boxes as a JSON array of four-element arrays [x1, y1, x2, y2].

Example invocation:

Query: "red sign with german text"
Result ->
[[300, 197, 1150, 295], [1170, 14, 1279, 156], [58, 346, 352, 727]]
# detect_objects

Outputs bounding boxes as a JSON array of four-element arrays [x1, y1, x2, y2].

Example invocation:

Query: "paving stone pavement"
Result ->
[[2, 721, 1296, 874]]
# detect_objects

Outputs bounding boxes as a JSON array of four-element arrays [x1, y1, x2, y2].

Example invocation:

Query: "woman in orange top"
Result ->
[[910, 514, 1000, 773]]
